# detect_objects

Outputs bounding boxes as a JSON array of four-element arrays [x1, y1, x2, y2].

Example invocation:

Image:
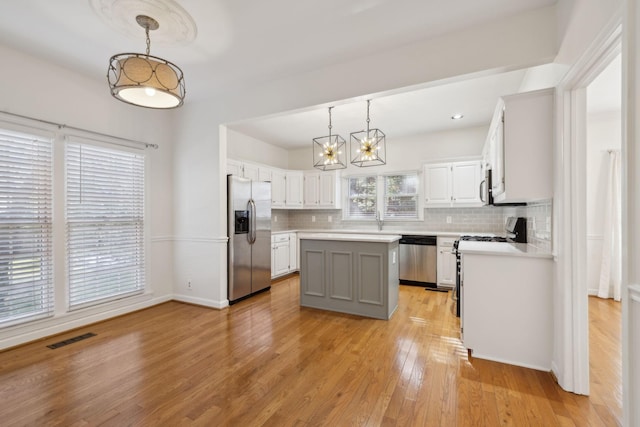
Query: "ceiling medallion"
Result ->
[[90, 0, 197, 44]]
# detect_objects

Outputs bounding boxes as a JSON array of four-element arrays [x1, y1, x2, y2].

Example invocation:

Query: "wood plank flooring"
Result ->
[[0, 277, 622, 426]]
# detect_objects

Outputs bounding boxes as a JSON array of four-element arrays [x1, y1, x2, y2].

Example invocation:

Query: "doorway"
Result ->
[[585, 52, 622, 423]]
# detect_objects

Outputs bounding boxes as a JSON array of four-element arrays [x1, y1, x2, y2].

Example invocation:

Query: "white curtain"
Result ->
[[597, 150, 622, 301]]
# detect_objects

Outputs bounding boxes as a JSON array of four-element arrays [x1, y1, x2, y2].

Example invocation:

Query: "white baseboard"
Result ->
[[471, 352, 551, 372], [172, 294, 229, 309]]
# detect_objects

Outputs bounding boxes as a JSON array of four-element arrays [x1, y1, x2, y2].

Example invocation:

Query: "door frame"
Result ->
[[556, 16, 622, 396]]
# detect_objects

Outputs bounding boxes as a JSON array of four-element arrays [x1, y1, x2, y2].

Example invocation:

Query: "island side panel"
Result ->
[[302, 249, 325, 297], [357, 252, 385, 305], [299, 238, 399, 320], [329, 251, 353, 301]]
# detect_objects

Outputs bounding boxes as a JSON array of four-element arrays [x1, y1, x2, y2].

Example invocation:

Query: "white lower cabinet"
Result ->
[[271, 233, 298, 278], [436, 237, 456, 288], [461, 252, 553, 370]]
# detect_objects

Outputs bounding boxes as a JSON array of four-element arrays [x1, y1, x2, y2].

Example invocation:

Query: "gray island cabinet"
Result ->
[[298, 233, 401, 320]]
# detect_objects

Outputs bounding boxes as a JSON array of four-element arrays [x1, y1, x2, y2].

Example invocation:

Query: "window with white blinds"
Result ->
[[383, 174, 419, 219], [66, 141, 145, 309], [346, 175, 377, 219], [0, 128, 54, 326]]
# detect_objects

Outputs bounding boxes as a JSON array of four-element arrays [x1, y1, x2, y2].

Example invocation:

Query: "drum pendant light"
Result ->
[[107, 15, 186, 109]]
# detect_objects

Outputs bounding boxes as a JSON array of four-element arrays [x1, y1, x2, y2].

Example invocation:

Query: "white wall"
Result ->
[[0, 44, 176, 349], [586, 111, 621, 294], [287, 125, 486, 172], [227, 128, 290, 169]]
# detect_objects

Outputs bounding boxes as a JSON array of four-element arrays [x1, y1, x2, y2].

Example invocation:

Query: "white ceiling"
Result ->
[[2, 0, 621, 151], [0, 0, 557, 100], [228, 68, 531, 149]]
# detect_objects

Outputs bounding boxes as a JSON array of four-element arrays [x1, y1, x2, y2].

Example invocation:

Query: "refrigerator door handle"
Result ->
[[248, 199, 257, 244]]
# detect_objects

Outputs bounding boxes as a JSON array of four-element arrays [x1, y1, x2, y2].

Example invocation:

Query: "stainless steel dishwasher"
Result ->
[[399, 235, 437, 287]]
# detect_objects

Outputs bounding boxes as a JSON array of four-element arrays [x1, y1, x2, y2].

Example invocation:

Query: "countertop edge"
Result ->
[[458, 241, 553, 259], [297, 232, 401, 243], [272, 229, 493, 238]]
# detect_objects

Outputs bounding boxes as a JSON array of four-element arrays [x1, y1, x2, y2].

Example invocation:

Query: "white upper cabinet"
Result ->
[[424, 160, 482, 207], [424, 163, 451, 205], [226, 159, 266, 182], [271, 169, 286, 208], [303, 170, 341, 209], [451, 161, 482, 205], [285, 171, 304, 208], [303, 172, 320, 208], [242, 163, 260, 181], [258, 167, 273, 182], [270, 169, 304, 209], [488, 88, 554, 203], [226, 159, 243, 176]]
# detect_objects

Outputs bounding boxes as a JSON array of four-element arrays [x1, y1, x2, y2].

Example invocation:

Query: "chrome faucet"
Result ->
[[375, 210, 384, 231]]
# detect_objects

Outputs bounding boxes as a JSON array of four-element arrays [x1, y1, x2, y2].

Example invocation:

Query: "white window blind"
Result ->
[[383, 174, 419, 219], [0, 128, 53, 327], [346, 176, 377, 219], [66, 141, 145, 309]]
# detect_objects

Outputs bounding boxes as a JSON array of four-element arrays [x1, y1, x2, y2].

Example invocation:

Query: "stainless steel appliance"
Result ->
[[452, 216, 527, 316], [479, 167, 525, 206], [227, 175, 271, 304], [479, 167, 493, 205], [399, 235, 438, 287]]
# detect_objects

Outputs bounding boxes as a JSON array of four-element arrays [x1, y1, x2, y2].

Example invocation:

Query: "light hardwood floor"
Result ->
[[0, 277, 622, 426]]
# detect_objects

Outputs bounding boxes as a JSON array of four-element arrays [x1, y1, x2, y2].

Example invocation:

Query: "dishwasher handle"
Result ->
[[399, 235, 437, 245]]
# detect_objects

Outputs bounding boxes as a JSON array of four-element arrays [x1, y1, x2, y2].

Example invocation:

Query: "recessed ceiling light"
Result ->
[[451, 113, 464, 120]]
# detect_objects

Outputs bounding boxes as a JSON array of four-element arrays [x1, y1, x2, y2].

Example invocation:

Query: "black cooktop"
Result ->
[[459, 235, 508, 243]]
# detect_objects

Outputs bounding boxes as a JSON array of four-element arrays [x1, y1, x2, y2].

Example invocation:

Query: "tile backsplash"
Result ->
[[273, 199, 553, 252], [278, 206, 507, 234], [502, 200, 553, 252]]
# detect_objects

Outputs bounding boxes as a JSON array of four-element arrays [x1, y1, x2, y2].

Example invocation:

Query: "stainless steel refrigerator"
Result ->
[[227, 175, 272, 304]]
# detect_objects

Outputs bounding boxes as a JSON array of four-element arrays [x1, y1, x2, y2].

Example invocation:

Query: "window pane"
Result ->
[[347, 176, 377, 219], [384, 174, 418, 219], [0, 129, 53, 327], [66, 142, 145, 309]]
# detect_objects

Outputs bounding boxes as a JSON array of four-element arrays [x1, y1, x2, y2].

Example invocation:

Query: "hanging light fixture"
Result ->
[[313, 107, 347, 170], [107, 15, 186, 109], [350, 99, 386, 167]]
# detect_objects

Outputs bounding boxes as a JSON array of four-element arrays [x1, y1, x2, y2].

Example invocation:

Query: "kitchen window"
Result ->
[[0, 126, 54, 327], [66, 139, 146, 309], [345, 175, 377, 219], [344, 171, 421, 221], [383, 173, 419, 219]]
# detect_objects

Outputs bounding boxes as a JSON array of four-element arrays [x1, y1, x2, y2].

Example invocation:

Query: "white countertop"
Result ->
[[298, 232, 401, 243], [273, 229, 493, 238], [458, 240, 553, 259]]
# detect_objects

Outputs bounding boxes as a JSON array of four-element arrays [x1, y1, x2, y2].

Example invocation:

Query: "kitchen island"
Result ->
[[298, 233, 401, 320]]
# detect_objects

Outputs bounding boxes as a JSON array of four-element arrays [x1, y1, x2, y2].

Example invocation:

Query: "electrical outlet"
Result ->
[[328, 215, 332, 223], [312, 215, 316, 222], [187, 280, 192, 290], [446, 216, 452, 224]]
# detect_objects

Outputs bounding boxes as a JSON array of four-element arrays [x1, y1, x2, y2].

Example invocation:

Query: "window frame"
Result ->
[[382, 171, 422, 221], [64, 136, 147, 311], [0, 123, 55, 327], [342, 170, 423, 222]]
